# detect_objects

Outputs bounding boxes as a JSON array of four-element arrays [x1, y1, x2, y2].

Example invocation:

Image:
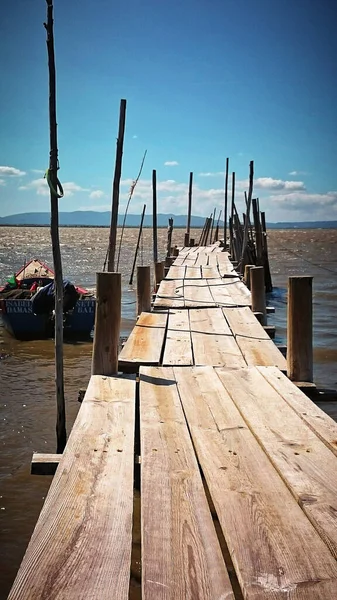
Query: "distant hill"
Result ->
[[0, 211, 336, 229]]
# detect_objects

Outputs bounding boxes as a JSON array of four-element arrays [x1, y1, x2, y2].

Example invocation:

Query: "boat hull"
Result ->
[[0, 298, 95, 340]]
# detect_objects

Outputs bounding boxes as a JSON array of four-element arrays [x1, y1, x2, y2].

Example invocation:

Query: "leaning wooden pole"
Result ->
[[240, 160, 254, 272], [224, 157, 229, 248], [129, 204, 146, 285], [107, 99, 126, 272], [152, 169, 158, 263], [44, 0, 66, 453]]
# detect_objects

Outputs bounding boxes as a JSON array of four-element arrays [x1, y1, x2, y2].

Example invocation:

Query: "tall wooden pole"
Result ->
[[92, 273, 121, 375], [186, 171, 193, 243], [287, 276, 313, 382], [108, 99, 126, 272], [152, 170, 158, 263], [240, 160, 254, 272], [224, 158, 229, 248], [129, 204, 146, 285], [230, 172, 235, 257], [44, 0, 66, 453]]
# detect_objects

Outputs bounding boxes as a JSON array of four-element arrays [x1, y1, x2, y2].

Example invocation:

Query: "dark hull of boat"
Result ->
[[0, 298, 95, 340]]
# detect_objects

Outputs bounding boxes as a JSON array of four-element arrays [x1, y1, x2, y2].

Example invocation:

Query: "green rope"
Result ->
[[44, 168, 64, 198]]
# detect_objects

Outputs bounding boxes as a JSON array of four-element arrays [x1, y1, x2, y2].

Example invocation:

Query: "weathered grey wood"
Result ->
[[92, 272, 121, 375], [185, 266, 202, 279], [190, 308, 246, 367], [153, 279, 184, 309], [119, 312, 167, 370], [174, 366, 337, 600], [162, 309, 193, 365], [8, 374, 136, 600], [165, 265, 186, 280], [217, 366, 337, 558], [287, 276, 313, 382], [108, 99, 126, 272], [140, 366, 235, 600]]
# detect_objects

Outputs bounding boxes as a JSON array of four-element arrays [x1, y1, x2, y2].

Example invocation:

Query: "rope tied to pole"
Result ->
[[44, 168, 64, 198]]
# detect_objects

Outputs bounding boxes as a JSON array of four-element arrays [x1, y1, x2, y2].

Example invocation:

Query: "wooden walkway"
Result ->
[[8, 245, 337, 599]]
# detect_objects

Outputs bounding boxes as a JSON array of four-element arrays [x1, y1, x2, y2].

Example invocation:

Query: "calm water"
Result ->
[[0, 226, 336, 598]]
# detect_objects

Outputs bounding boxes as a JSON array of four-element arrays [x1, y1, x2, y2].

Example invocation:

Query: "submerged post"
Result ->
[[137, 266, 151, 314], [250, 266, 266, 325], [108, 99, 127, 272], [44, 0, 66, 453], [287, 276, 313, 382], [92, 272, 121, 375]]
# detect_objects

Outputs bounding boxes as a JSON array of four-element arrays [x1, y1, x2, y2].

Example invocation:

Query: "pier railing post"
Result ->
[[92, 272, 121, 375], [244, 264, 255, 290], [137, 265, 151, 314], [287, 276, 313, 382], [154, 261, 165, 290], [250, 266, 266, 325]]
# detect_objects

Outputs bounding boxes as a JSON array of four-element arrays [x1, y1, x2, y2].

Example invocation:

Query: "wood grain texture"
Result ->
[[174, 366, 337, 599], [8, 374, 136, 600], [119, 312, 167, 369], [216, 366, 337, 558], [208, 278, 236, 306], [154, 280, 184, 309], [184, 279, 214, 308], [223, 306, 287, 369], [165, 265, 186, 280], [162, 309, 193, 365], [140, 366, 234, 600], [201, 265, 219, 279], [258, 366, 337, 457], [190, 308, 246, 367], [185, 266, 202, 279]]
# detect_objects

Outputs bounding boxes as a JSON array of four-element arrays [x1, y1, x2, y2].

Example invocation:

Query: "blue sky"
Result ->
[[0, 0, 336, 221]]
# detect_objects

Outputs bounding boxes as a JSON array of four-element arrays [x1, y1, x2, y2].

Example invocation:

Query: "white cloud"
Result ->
[[198, 171, 224, 177], [254, 177, 305, 191], [289, 170, 307, 176], [89, 190, 106, 199], [164, 161, 179, 166], [0, 165, 26, 177], [269, 191, 337, 211], [19, 178, 89, 197], [0, 178, 5, 186], [31, 169, 45, 174]]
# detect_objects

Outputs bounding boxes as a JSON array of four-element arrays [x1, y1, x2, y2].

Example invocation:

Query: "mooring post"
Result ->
[[92, 272, 121, 375], [287, 276, 313, 382], [250, 266, 266, 324], [184, 232, 190, 247], [154, 261, 165, 289], [244, 264, 255, 290], [137, 265, 151, 314]]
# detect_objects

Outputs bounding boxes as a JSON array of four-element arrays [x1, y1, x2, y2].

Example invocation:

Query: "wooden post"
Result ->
[[287, 276, 313, 382], [198, 217, 208, 245], [154, 261, 165, 288], [189, 237, 195, 247], [210, 208, 216, 244], [173, 247, 179, 257], [44, 0, 66, 453], [152, 169, 158, 263], [240, 161, 254, 273], [185, 171, 193, 245], [261, 211, 273, 292], [137, 266, 151, 314], [92, 272, 121, 375], [107, 99, 126, 272], [252, 197, 263, 265], [244, 264, 255, 290], [224, 158, 229, 248], [230, 172, 235, 256], [166, 217, 173, 257], [250, 266, 266, 325], [184, 232, 190, 247]]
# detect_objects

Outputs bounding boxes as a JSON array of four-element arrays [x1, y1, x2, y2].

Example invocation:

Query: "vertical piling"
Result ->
[[244, 264, 255, 290], [224, 158, 229, 248], [154, 261, 165, 289], [185, 171, 193, 246], [92, 272, 121, 375], [250, 266, 266, 324], [129, 204, 146, 285], [107, 99, 126, 272], [137, 266, 151, 314], [152, 169, 158, 264], [287, 276, 313, 382]]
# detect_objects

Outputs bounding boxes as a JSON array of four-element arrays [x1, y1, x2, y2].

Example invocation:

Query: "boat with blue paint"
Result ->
[[0, 259, 95, 340]]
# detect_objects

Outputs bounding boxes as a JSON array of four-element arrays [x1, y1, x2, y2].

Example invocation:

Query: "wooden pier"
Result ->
[[8, 244, 337, 599]]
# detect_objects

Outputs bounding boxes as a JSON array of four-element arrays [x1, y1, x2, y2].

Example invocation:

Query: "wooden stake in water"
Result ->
[[44, 0, 66, 453], [186, 171, 193, 244], [152, 170, 158, 263], [129, 204, 146, 285], [224, 158, 229, 248], [108, 99, 126, 272]]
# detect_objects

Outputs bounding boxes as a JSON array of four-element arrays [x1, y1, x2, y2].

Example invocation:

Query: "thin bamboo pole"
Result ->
[[107, 99, 126, 272], [129, 204, 146, 285], [44, 0, 66, 453]]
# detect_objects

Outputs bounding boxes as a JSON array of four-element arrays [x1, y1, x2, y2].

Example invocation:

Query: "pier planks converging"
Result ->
[[8, 243, 337, 599]]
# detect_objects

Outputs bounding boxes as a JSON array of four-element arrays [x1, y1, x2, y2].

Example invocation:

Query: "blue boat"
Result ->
[[0, 259, 95, 340]]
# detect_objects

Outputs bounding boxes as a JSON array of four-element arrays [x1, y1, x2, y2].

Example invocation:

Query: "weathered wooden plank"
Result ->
[[206, 252, 218, 267], [162, 309, 193, 365], [194, 249, 209, 266], [190, 308, 246, 367], [31, 453, 62, 475], [185, 265, 202, 278], [182, 254, 198, 266], [216, 252, 238, 278], [166, 265, 186, 280], [224, 280, 251, 306], [184, 279, 215, 308], [258, 366, 337, 457], [174, 366, 337, 600], [140, 366, 234, 600], [223, 306, 287, 370], [201, 265, 219, 278], [216, 366, 337, 558], [8, 375, 136, 600], [119, 312, 167, 370], [208, 278, 237, 306], [153, 279, 184, 309]]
